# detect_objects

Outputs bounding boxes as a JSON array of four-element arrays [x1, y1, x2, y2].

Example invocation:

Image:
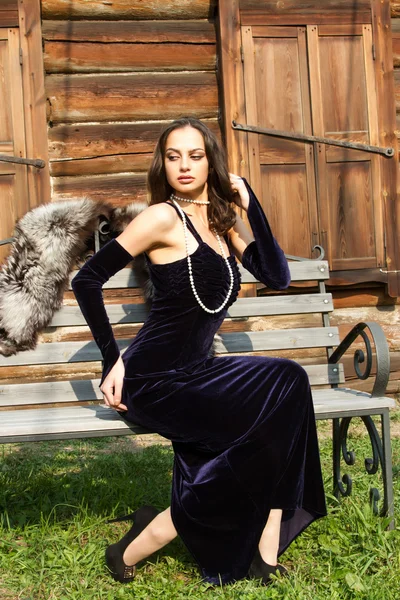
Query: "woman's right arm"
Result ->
[[71, 203, 176, 401]]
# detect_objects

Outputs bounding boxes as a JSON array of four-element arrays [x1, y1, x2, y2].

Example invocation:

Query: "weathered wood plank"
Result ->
[[394, 69, 400, 110], [46, 72, 218, 123], [0, 389, 394, 443], [0, 328, 339, 367], [19, 0, 52, 207], [0, 1, 18, 26], [50, 154, 152, 177], [52, 173, 147, 203], [240, 0, 371, 24], [0, 405, 149, 443], [392, 1, 400, 18], [218, 327, 340, 353], [372, 0, 400, 297], [0, 364, 345, 407], [42, 20, 216, 43], [67, 262, 330, 290], [0, 11, 18, 27], [50, 294, 334, 327], [42, 0, 216, 20], [48, 120, 221, 160], [44, 41, 216, 73]]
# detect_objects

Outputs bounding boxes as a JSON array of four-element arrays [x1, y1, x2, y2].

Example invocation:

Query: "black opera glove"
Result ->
[[71, 239, 134, 387], [240, 178, 291, 290]]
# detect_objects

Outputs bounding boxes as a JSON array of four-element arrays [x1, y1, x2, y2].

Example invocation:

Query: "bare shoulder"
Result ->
[[116, 201, 178, 257], [137, 202, 178, 229]]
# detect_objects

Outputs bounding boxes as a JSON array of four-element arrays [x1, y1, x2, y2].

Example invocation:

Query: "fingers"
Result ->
[[100, 382, 127, 412]]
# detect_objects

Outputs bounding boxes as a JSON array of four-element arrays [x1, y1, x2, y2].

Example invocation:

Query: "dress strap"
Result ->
[[165, 201, 203, 245]]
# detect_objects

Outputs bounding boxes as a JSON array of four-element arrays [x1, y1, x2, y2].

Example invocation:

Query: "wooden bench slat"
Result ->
[[0, 379, 104, 405], [0, 328, 340, 367], [0, 364, 345, 407], [68, 260, 330, 290], [0, 405, 148, 443], [218, 328, 340, 352], [0, 388, 394, 443], [51, 294, 334, 326]]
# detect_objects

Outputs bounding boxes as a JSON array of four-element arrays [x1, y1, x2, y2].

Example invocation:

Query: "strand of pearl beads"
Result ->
[[170, 198, 234, 314], [170, 192, 210, 205]]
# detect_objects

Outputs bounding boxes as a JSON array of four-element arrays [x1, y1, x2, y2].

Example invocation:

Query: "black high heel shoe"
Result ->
[[105, 505, 160, 583], [248, 548, 288, 586]]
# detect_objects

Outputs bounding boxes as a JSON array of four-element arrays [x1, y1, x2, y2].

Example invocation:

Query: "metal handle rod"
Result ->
[[0, 154, 46, 168], [232, 121, 395, 157]]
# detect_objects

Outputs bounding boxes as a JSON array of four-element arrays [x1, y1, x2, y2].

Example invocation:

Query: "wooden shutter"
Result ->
[[241, 25, 318, 260], [218, 0, 400, 296], [307, 24, 384, 271]]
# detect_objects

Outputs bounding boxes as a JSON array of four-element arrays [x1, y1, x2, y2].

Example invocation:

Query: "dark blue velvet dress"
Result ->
[[71, 180, 327, 585]]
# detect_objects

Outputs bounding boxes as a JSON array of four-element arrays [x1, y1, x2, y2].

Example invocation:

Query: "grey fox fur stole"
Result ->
[[0, 199, 221, 357]]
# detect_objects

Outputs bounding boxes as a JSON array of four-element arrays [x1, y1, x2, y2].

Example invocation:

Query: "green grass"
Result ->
[[0, 425, 399, 600]]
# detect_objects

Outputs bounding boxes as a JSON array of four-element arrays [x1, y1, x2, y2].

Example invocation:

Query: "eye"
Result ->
[[167, 155, 178, 161], [191, 155, 204, 160]]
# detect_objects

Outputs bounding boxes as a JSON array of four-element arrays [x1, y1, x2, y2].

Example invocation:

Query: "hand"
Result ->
[[100, 356, 128, 412], [229, 173, 250, 210]]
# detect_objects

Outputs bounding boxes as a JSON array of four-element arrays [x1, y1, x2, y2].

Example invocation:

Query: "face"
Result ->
[[164, 126, 209, 196]]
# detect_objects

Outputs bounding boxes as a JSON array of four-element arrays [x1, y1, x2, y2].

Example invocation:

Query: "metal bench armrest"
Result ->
[[328, 321, 390, 397]]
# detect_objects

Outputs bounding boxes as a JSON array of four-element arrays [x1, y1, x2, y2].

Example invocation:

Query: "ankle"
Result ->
[[258, 545, 278, 566]]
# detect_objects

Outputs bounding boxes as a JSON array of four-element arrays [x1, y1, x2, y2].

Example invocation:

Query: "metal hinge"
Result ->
[[19, 47, 23, 66], [240, 46, 244, 62], [372, 43, 376, 61]]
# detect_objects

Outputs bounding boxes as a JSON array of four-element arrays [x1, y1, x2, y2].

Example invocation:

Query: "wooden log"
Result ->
[[46, 72, 218, 123], [240, 0, 371, 24], [0, 1, 18, 26], [48, 119, 221, 160], [42, 20, 216, 43], [42, 0, 216, 20], [392, 1, 400, 17], [52, 172, 147, 204], [394, 45, 400, 70], [44, 41, 216, 73], [394, 69, 400, 110], [50, 153, 152, 177]]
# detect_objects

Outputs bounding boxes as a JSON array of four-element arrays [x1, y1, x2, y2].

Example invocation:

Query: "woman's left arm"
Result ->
[[228, 175, 291, 290]]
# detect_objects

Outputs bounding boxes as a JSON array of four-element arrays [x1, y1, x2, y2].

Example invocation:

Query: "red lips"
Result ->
[[178, 177, 194, 181]]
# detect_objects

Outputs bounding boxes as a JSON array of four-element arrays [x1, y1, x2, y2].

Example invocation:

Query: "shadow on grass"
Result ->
[[0, 438, 174, 528]]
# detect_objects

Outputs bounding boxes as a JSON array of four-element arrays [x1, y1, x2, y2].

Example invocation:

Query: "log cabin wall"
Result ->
[[41, 0, 219, 205]]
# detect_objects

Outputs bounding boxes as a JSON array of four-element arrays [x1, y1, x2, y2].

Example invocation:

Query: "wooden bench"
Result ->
[[0, 257, 395, 525]]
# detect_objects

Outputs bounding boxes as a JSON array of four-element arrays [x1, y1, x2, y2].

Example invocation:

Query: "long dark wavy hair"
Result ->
[[147, 117, 237, 235]]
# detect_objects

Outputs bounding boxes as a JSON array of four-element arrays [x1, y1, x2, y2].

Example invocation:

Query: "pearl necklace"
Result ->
[[170, 197, 234, 314], [170, 192, 210, 205]]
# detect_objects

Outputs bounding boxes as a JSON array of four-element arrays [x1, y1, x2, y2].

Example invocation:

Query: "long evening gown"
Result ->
[[71, 179, 327, 585]]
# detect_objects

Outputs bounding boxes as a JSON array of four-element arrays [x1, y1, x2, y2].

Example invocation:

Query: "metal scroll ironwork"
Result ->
[[333, 415, 385, 516], [329, 321, 391, 517]]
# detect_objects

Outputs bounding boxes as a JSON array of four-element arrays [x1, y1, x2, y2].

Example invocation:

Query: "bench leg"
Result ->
[[332, 417, 353, 499], [332, 413, 394, 530], [381, 410, 395, 530]]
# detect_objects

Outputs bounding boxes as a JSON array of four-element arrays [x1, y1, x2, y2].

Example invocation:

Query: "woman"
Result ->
[[71, 117, 326, 587]]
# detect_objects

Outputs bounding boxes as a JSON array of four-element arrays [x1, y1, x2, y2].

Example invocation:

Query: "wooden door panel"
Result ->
[[259, 136, 306, 164], [253, 36, 304, 131], [326, 161, 376, 269], [318, 35, 368, 133], [308, 24, 384, 270], [0, 37, 13, 140], [242, 26, 319, 259], [261, 165, 312, 258]]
